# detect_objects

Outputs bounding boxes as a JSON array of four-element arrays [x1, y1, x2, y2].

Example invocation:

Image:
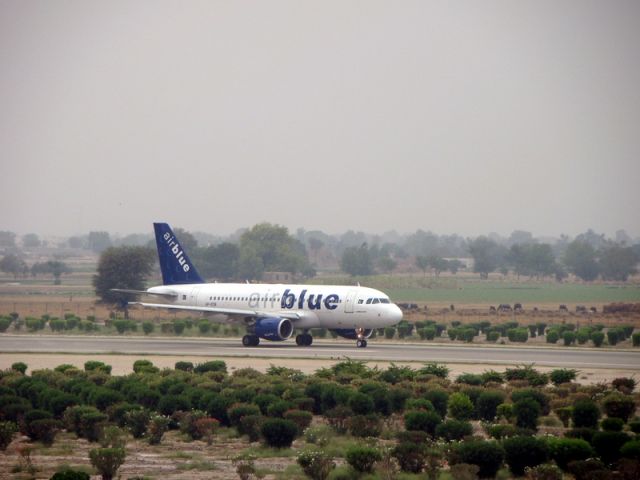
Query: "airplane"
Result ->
[[115, 223, 402, 348]]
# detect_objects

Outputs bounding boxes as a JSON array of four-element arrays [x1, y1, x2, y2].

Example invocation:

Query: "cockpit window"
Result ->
[[372, 298, 380, 304], [366, 298, 372, 304], [380, 298, 390, 304], [358, 299, 364, 304]]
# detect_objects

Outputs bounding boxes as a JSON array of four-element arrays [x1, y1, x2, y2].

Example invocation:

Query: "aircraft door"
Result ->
[[189, 288, 200, 306], [344, 290, 357, 313]]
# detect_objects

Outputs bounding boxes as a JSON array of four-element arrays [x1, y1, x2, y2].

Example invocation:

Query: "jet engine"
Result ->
[[253, 317, 294, 341], [331, 328, 374, 340]]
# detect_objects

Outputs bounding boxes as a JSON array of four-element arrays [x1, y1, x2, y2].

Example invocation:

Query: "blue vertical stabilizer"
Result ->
[[153, 223, 204, 285]]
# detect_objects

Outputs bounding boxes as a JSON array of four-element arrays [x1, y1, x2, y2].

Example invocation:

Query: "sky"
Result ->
[[1, 1, 639, 239]]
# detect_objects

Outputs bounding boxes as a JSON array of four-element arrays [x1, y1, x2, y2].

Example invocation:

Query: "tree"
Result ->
[[0, 231, 16, 247], [509, 243, 557, 279], [195, 242, 239, 280], [564, 240, 599, 281], [88, 231, 112, 253], [598, 244, 638, 281], [22, 233, 41, 248], [468, 237, 505, 279], [428, 256, 449, 277], [93, 246, 155, 318], [415, 255, 429, 276], [377, 256, 397, 274], [89, 447, 126, 480], [341, 245, 373, 276], [0, 254, 27, 278], [32, 260, 71, 284], [238, 223, 312, 279]]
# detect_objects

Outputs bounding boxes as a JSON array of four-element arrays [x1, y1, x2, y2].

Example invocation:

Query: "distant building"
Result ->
[[262, 271, 295, 283]]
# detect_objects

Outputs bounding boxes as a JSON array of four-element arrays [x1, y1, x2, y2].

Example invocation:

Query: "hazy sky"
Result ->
[[1, 1, 639, 238]]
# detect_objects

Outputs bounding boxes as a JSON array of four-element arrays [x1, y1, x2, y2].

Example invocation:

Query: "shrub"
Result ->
[[142, 321, 154, 334], [449, 439, 505, 479], [606, 328, 620, 345], [419, 362, 449, 378], [633, 332, 640, 347], [11, 362, 27, 374], [174, 361, 193, 372], [404, 410, 441, 436], [193, 417, 219, 445], [384, 327, 395, 339], [283, 409, 313, 434], [0, 317, 12, 332], [629, 418, 640, 434], [132, 359, 154, 373], [27, 418, 60, 445], [125, 409, 150, 439], [456, 373, 483, 386], [229, 403, 261, 427], [345, 445, 381, 474], [157, 394, 190, 416], [393, 441, 427, 473], [238, 414, 264, 442], [89, 447, 126, 480], [601, 392, 636, 422], [194, 360, 227, 374], [550, 368, 577, 386], [620, 439, 640, 460], [261, 418, 298, 448], [600, 416, 624, 431], [511, 389, 550, 415], [84, 361, 112, 374], [546, 437, 595, 470], [173, 320, 186, 334], [477, 390, 506, 421], [0, 421, 17, 450], [612, 377, 636, 393], [267, 400, 292, 418], [546, 330, 560, 344], [348, 392, 374, 415], [297, 450, 335, 480], [572, 399, 600, 428], [147, 414, 169, 445], [486, 331, 500, 342], [576, 329, 590, 345], [50, 469, 91, 480], [485, 424, 528, 439], [348, 414, 382, 438], [514, 398, 541, 430], [566, 459, 606, 480], [591, 331, 605, 347], [503, 435, 549, 476], [435, 419, 473, 442], [563, 331, 576, 346], [591, 430, 631, 465], [448, 392, 474, 420], [524, 463, 563, 480]]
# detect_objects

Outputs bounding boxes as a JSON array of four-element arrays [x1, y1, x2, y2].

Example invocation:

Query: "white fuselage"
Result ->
[[147, 283, 402, 330]]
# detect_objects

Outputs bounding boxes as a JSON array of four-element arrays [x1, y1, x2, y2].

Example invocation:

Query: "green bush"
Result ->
[[229, 403, 261, 426], [348, 392, 374, 415], [435, 419, 473, 442], [125, 409, 150, 439], [421, 390, 448, 418], [456, 373, 483, 386], [142, 321, 154, 335], [511, 388, 550, 415], [549, 368, 577, 385], [513, 398, 541, 430], [476, 390, 506, 421], [297, 450, 335, 480], [27, 418, 61, 445], [198, 320, 211, 334], [449, 439, 505, 478], [147, 414, 169, 445], [266, 400, 292, 418], [84, 361, 112, 374], [194, 360, 227, 374], [173, 320, 186, 335], [238, 414, 264, 442], [566, 459, 606, 480], [502, 435, 549, 476], [601, 392, 636, 422], [50, 469, 91, 480], [620, 439, 640, 460], [89, 447, 126, 480], [384, 327, 395, 339], [283, 409, 313, 434], [546, 330, 560, 344], [572, 399, 600, 428], [0, 317, 12, 332], [0, 421, 17, 450], [345, 445, 381, 473], [486, 331, 500, 342], [448, 392, 474, 420], [591, 331, 605, 347], [157, 394, 191, 416], [404, 410, 441, 436], [261, 418, 298, 448], [563, 331, 576, 346], [591, 431, 631, 464], [11, 362, 27, 374], [633, 332, 640, 347], [524, 463, 563, 480], [546, 437, 595, 470], [348, 414, 382, 438], [601, 416, 624, 432], [393, 441, 427, 473], [174, 361, 193, 372]]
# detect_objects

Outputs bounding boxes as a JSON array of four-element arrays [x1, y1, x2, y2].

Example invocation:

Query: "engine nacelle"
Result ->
[[254, 317, 294, 341], [331, 328, 373, 340]]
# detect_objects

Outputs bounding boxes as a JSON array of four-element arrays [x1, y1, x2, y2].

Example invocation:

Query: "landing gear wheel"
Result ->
[[296, 333, 313, 346], [356, 339, 368, 348], [242, 335, 259, 347]]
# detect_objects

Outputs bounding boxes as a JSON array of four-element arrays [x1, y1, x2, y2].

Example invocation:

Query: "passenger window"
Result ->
[[182, 295, 187, 300]]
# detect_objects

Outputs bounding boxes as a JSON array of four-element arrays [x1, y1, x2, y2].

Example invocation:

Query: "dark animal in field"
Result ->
[[514, 303, 523, 312], [559, 304, 568, 312], [576, 305, 587, 313], [450, 304, 455, 311], [497, 304, 512, 312], [533, 307, 539, 312], [590, 306, 597, 313], [489, 306, 497, 313]]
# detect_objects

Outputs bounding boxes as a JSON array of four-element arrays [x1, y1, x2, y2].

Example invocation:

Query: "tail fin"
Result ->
[[153, 223, 204, 285]]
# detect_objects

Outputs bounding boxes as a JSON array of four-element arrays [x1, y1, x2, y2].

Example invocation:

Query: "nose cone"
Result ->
[[389, 304, 403, 325]]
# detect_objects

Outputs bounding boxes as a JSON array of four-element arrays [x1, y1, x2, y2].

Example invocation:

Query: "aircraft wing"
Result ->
[[130, 302, 302, 320]]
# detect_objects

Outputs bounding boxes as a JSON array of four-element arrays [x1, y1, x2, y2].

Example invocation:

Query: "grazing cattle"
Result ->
[[576, 305, 587, 313], [497, 304, 512, 312], [559, 304, 568, 312], [533, 307, 539, 312], [450, 304, 455, 311], [590, 306, 597, 313], [514, 303, 523, 312], [489, 306, 497, 313]]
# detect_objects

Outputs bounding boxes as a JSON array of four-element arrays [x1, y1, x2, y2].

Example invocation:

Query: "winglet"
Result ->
[[153, 223, 204, 285]]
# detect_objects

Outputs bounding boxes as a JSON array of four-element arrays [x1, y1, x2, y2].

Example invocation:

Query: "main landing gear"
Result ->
[[355, 327, 368, 348], [242, 334, 260, 347], [295, 332, 313, 346]]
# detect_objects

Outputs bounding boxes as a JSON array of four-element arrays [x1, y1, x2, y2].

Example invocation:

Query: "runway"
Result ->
[[1, 334, 639, 370]]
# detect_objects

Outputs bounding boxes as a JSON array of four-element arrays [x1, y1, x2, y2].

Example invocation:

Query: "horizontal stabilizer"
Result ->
[[110, 288, 177, 298]]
